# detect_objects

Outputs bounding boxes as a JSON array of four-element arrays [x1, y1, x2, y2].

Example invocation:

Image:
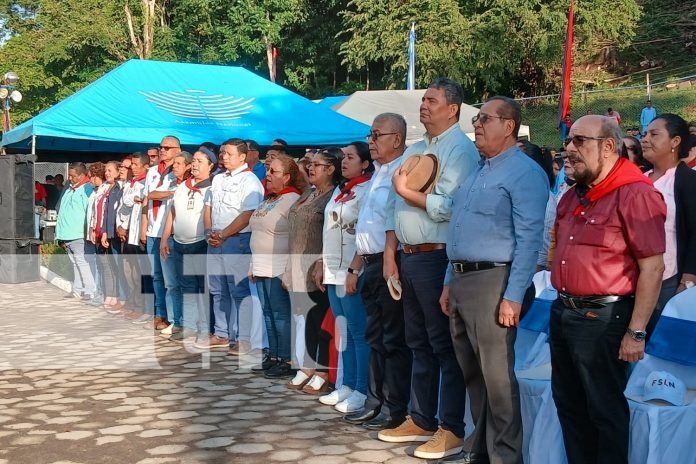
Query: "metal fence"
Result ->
[[35, 162, 68, 183]]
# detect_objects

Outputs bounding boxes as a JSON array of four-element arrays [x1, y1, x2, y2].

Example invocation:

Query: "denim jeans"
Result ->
[[170, 239, 208, 331], [207, 233, 252, 341], [327, 277, 369, 394], [256, 276, 291, 360], [160, 237, 181, 326], [146, 236, 167, 318]]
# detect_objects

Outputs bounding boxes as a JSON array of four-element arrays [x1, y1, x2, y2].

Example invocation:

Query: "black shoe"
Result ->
[[264, 361, 294, 379], [252, 352, 277, 372], [342, 407, 380, 425], [362, 412, 406, 430], [437, 451, 490, 464]]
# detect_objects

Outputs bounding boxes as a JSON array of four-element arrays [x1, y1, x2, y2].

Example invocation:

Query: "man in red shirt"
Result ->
[[550, 115, 666, 464]]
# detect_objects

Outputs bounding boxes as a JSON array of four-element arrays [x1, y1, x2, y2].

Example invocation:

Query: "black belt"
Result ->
[[451, 260, 511, 273], [559, 293, 628, 309], [360, 253, 383, 265]]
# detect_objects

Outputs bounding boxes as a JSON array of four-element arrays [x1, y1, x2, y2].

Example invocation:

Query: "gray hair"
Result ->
[[486, 96, 522, 138], [68, 162, 87, 175], [428, 78, 464, 119], [374, 112, 407, 141], [175, 151, 193, 164], [599, 117, 624, 155]]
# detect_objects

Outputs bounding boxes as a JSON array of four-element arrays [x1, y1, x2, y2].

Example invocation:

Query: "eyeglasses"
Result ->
[[159, 145, 179, 151], [564, 135, 607, 147], [472, 113, 510, 125], [266, 167, 285, 175], [307, 162, 332, 169], [366, 131, 398, 140]]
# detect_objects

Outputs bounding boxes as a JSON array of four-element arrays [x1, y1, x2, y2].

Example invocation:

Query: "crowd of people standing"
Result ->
[[52, 76, 696, 464]]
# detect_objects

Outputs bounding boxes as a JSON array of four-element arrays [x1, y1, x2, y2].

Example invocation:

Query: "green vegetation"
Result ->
[[40, 242, 74, 281], [523, 85, 696, 149]]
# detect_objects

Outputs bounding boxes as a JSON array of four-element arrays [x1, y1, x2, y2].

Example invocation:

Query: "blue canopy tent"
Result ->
[[1, 60, 369, 153]]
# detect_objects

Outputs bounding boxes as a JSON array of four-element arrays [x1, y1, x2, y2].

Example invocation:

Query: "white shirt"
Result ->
[[322, 181, 369, 285], [144, 164, 176, 238], [86, 183, 110, 237], [206, 164, 264, 232], [355, 157, 403, 255], [171, 179, 212, 244]]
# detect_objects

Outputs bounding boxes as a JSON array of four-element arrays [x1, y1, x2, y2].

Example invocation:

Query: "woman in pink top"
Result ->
[[642, 113, 696, 334]]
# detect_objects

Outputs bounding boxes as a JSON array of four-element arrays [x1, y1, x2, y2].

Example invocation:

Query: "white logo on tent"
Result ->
[[139, 89, 255, 120]]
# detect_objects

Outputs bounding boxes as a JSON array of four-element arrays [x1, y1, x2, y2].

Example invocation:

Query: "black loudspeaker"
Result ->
[[0, 239, 40, 283], [0, 154, 36, 239]]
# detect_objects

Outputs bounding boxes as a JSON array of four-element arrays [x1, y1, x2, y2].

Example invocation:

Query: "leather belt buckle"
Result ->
[[452, 262, 465, 273]]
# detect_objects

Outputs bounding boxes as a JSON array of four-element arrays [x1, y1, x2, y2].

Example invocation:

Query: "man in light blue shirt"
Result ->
[[640, 100, 657, 135], [441, 96, 548, 464], [378, 78, 479, 460]]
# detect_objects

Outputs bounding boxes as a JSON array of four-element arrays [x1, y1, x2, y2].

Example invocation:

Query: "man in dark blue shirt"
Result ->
[[440, 96, 548, 464]]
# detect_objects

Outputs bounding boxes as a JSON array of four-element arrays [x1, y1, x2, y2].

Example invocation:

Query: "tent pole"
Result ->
[[31, 135, 36, 156]]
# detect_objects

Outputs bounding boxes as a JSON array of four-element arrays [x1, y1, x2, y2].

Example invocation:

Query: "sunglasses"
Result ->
[[564, 135, 607, 147], [472, 113, 510, 125]]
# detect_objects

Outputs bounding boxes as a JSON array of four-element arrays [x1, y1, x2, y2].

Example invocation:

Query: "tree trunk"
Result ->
[[264, 11, 275, 82], [142, 0, 156, 59], [124, 2, 144, 58]]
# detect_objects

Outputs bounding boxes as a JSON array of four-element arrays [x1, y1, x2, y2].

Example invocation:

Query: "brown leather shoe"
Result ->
[[153, 316, 170, 331], [301, 375, 330, 395], [228, 340, 251, 356], [193, 334, 230, 350]]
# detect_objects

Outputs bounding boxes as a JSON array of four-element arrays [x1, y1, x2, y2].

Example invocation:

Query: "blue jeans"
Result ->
[[328, 279, 369, 394], [110, 240, 130, 302], [170, 239, 208, 331], [146, 236, 167, 318], [256, 276, 291, 360], [160, 237, 181, 326], [207, 233, 252, 340]]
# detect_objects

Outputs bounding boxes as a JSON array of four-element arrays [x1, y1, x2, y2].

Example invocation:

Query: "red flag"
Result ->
[[270, 47, 278, 83], [558, 0, 574, 123]]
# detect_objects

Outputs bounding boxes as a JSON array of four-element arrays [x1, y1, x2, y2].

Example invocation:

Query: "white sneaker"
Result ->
[[319, 385, 352, 406], [334, 390, 367, 413], [160, 323, 174, 336]]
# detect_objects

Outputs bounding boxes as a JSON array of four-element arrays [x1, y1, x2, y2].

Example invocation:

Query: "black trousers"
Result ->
[[449, 266, 522, 464], [361, 257, 412, 418], [401, 249, 466, 436], [550, 298, 633, 464]]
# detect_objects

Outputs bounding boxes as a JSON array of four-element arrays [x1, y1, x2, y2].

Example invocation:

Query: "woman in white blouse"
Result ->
[[315, 142, 374, 414]]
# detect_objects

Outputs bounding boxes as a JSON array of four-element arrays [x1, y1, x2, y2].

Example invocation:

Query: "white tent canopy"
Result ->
[[330, 89, 530, 146]]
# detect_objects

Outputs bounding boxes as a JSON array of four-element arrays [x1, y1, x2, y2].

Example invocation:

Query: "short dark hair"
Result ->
[[200, 142, 218, 153], [266, 144, 288, 156], [518, 140, 554, 187], [317, 147, 344, 186], [428, 78, 464, 120], [272, 138, 288, 147], [346, 141, 375, 174], [221, 138, 248, 155], [245, 140, 261, 152], [54, 174, 64, 182], [486, 96, 522, 138], [131, 151, 150, 166], [67, 163, 87, 175], [654, 113, 690, 158], [45, 175, 54, 181]]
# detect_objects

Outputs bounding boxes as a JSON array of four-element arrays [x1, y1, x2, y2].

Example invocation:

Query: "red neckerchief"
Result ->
[[573, 157, 653, 216], [335, 174, 371, 203], [94, 184, 113, 237], [688, 158, 696, 169], [185, 175, 214, 194], [151, 163, 173, 220], [129, 172, 147, 188], [266, 186, 301, 200], [70, 175, 90, 191], [225, 167, 252, 176]]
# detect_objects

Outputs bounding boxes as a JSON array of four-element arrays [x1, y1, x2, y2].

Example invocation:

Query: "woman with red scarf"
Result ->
[[316, 141, 374, 413], [249, 155, 307, 378]]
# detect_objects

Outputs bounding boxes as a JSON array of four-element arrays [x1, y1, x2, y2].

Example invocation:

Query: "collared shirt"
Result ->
[[355, 156, 403, 255], [446, 146, 549, 303], [551, 182, 666, 296], [250, 161, 266, 181], [385, 122, 480, 245], [55, 182, 94, 241], [206, 163, 264, 232], [171, 180, 212, 244], [144, 164, 176, 238]]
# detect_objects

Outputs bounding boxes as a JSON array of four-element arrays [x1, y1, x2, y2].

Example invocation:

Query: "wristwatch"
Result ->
[[347, 267, 361, 276], [626, 328, 647, 342]]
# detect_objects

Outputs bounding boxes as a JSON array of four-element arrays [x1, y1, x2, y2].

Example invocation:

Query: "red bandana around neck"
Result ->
[[129, 172, 147, 188], [335, 174, 371, 203], [152, 163, 173, 220], [573, 157, 653, 216], [225, 167, 252, 176], [687, 159, 696, 169], [266, 186, 301, 200], [70, 175, 90, 191]]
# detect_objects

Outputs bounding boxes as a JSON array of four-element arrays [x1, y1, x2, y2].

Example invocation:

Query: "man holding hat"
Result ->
[[550, 115, 665, 464], [378, 78, 479, 460], [440, 96, 548, 464]]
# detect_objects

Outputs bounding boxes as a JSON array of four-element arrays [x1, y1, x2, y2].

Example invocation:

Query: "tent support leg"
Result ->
[[31, 135, 36, 156]]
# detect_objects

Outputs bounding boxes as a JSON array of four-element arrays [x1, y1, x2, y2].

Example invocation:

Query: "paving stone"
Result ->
[[347, 450, 395, 462], [55, 431, 94, 440], [268, 449, 307, 461], [310, 445, 352, 455], [181, 424, 218, 433], [194, 436, 235, 448], [96, 436, 125, 446], [226, 443, 274, 454], [98, 425, 144, 435], [156, 411, 198, 420], [146, 445, 189, 455], [138, 429, 173, 438]]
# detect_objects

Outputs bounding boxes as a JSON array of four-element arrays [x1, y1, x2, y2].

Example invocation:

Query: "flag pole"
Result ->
[[558, 0, 575, 124], [407, 23, 416, 90]]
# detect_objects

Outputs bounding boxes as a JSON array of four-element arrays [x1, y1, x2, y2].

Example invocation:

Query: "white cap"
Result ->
[[643, 371, 687, 406]]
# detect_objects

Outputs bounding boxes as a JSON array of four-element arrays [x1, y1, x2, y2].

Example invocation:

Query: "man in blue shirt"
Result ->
[[440, 96, 548, 464], [640, 100, 657, 136], [244, 140, 266, 181], [378, 78, 480, 460]]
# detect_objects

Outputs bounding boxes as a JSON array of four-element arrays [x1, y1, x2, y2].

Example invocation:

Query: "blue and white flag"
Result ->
[[407, 23, 416, 90]]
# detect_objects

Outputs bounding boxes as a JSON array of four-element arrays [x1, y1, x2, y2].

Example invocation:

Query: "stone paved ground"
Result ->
[[0, 281, 424, 464]]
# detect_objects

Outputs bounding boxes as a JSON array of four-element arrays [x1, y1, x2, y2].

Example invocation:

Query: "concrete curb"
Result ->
[[40, 265, 72, 293]]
